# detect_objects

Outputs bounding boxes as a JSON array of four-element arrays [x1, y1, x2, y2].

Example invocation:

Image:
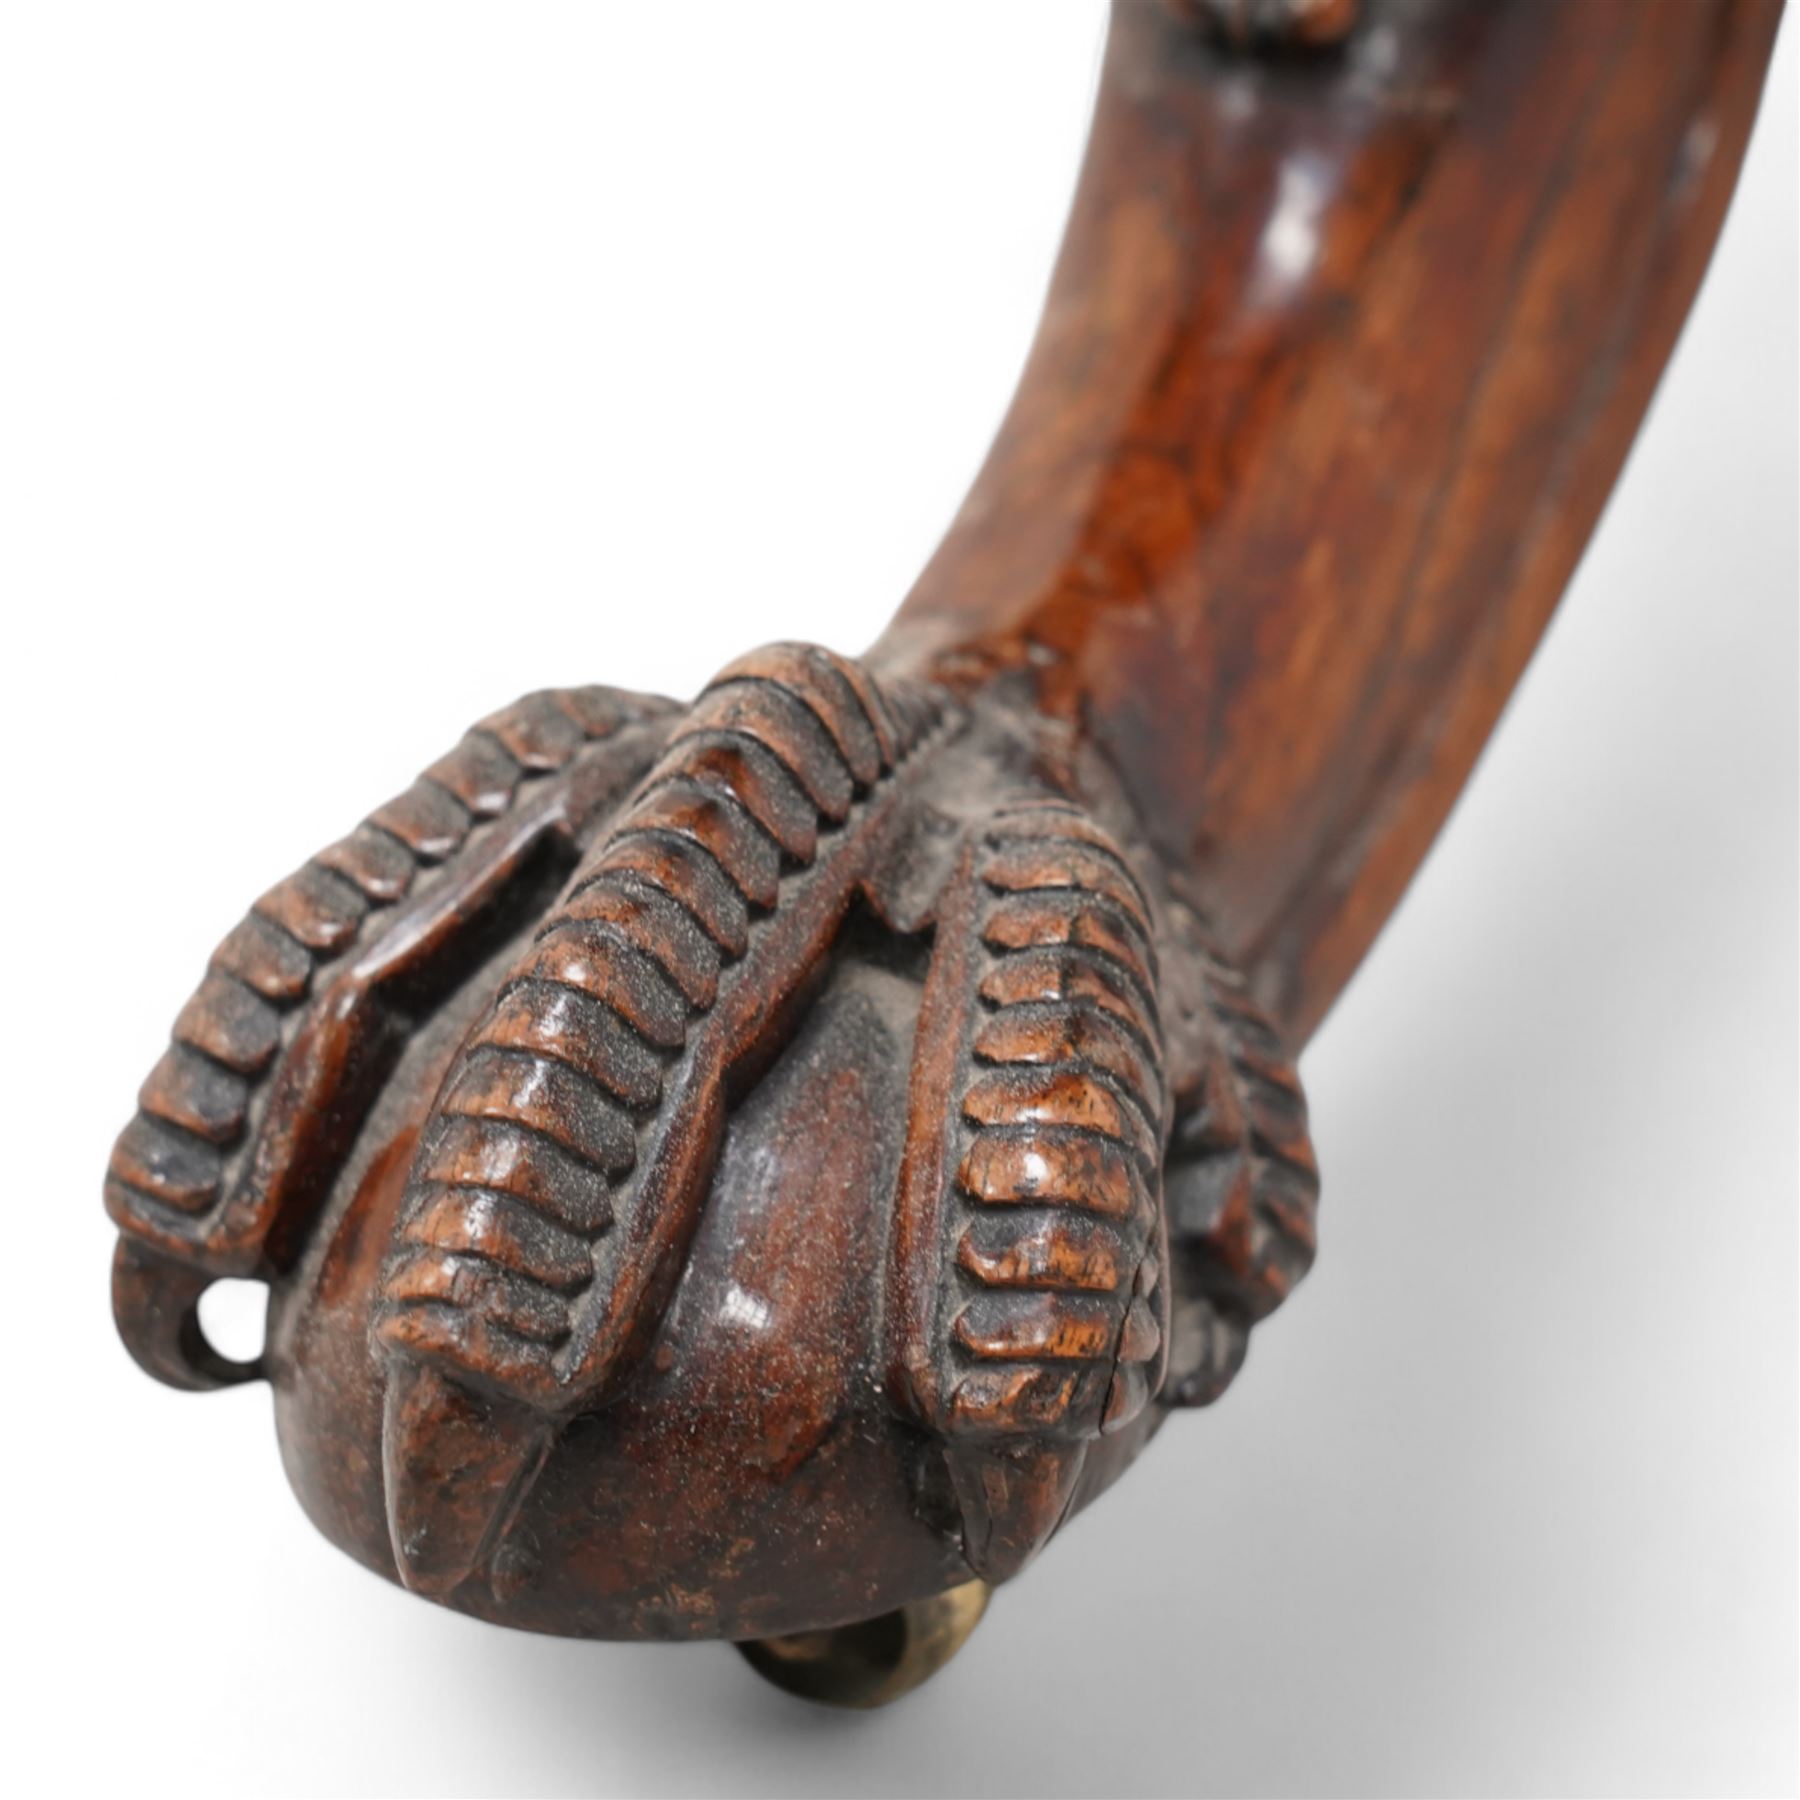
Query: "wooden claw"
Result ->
[[100, 0, 1778, 1684]]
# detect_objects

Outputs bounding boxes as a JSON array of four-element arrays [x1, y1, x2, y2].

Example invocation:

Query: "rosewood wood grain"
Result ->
[[877, 0, 1784, 1041], [103, 0, 1781, 1705]]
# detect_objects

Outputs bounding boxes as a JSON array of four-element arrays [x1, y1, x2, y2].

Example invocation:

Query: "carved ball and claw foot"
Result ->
[[106, 644, 1319, 1703], [101, 0, 1783, 1708]]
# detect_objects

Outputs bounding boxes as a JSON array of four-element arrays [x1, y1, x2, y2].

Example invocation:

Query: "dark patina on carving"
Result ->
[[104, 0, 1779, 1705], [106, 637, 1313, 1691]]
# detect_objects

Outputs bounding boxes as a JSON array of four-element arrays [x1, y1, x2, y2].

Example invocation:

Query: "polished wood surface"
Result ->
[[103, 0, 1781, 1704], [879, 0, 1783, 1041]]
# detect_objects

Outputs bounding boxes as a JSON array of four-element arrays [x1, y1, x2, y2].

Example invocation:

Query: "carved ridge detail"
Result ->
[[374, 644, 951, 1414], [105, 687, 676, 1279], [953, 805, 1169, 1437], [1162, 948, 1320, 1407], [888, 799, 1171, 1579]]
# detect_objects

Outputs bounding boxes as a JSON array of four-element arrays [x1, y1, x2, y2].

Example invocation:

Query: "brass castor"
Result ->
[[736, 1582, 991, 1709]]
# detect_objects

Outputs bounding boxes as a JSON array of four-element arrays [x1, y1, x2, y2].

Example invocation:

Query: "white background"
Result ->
[[2, 6, 1793, 1796]]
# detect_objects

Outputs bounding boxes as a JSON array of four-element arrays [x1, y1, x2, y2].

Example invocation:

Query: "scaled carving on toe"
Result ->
[[372, 643, 951, 1591], [886, 801, 1171, 1579], [102, 633, 1321, 1626], [107, 686, 678, 1387]]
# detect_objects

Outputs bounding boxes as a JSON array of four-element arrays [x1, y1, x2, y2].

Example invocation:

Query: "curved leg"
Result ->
[[100, 0, 1782, 1703]]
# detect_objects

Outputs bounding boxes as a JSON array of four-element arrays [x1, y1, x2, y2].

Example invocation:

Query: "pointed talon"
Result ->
[[111, 1239, 265, 1392], [382, 1363, 549, 1597]]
